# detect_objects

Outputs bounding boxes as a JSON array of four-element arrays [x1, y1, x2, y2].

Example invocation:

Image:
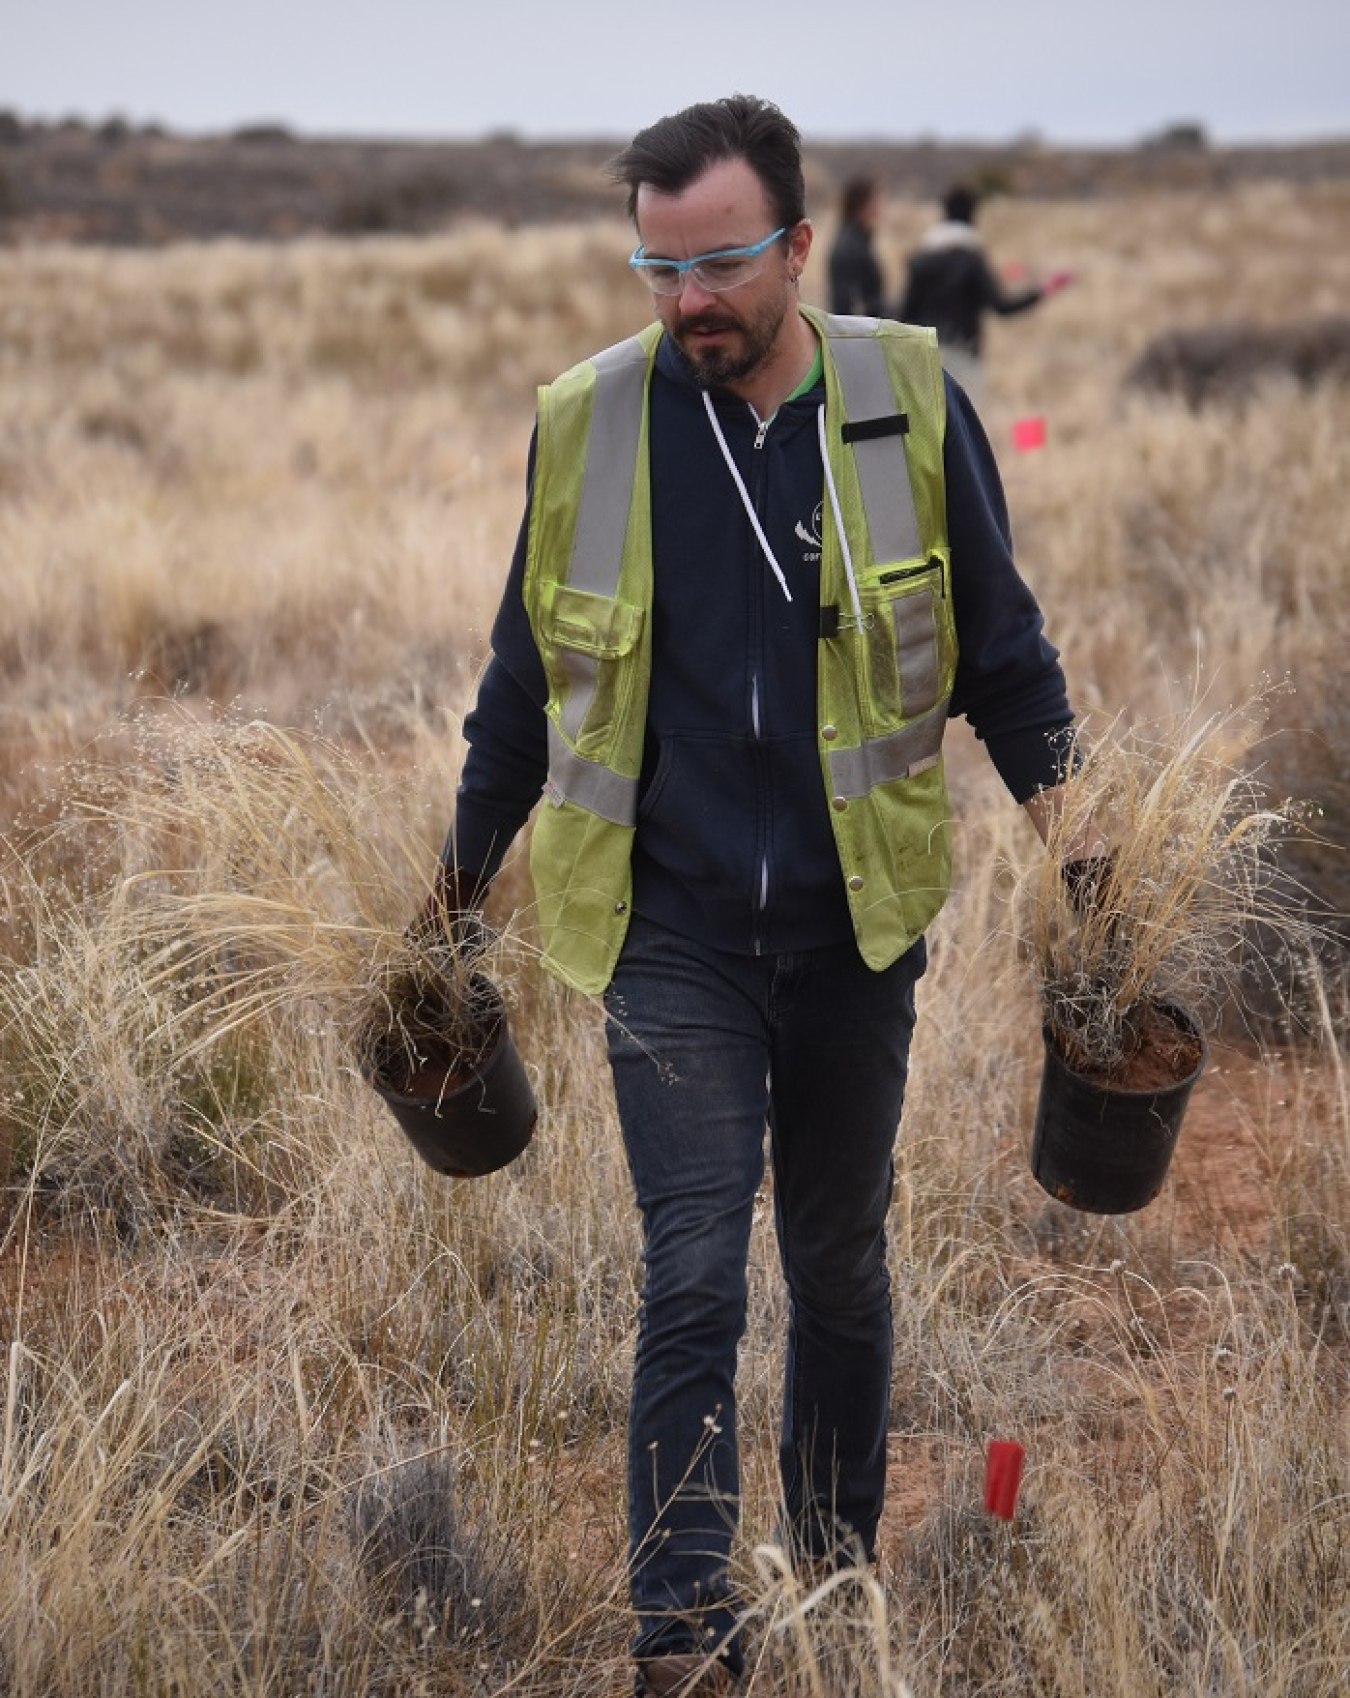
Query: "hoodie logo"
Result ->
[[795, 501, 823, 565]]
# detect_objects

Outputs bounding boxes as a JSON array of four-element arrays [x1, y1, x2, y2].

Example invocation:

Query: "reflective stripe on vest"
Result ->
[[546, 720, 637, 827], [554, 337, 649, 747], [823, 316, 948, 788], [826, 322, 924, 568], [828, 704, 948, 798]]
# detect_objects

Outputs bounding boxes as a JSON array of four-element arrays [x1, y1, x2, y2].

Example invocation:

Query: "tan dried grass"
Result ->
[[0, 183, 1346, 1694]]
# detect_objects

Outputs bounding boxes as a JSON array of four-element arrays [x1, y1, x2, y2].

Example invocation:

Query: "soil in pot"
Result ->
[[1059, 998, 1205, 1092], [361, 965, 500, 1102]]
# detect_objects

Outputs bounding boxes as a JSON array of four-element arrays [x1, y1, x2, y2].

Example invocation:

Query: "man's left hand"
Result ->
[[1061, 853, 1114, 917]]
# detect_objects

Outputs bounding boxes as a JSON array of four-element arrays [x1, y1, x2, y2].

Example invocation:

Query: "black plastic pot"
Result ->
[[361, 974, 536, 1178], [1030, 1003, 1206, 1214]]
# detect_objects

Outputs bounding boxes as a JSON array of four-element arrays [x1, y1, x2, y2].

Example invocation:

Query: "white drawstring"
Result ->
[[817, 404, 865, 632], [702, 391, 793, 603], [700, 391, 866, 632]]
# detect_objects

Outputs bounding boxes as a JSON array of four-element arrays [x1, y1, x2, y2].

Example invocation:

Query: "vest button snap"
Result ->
[[848, 875, 864, 892], [832, 796, 847, 812], [614, 900, 627, 914], [821, 723, 838, 741]]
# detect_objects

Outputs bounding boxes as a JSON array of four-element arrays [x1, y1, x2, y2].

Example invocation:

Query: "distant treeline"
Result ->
[[3, 111, 1349, 245]]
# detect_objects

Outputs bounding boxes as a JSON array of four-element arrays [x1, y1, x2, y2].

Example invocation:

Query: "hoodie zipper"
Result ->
[[749, 407, 772, 952], [706, 393, 809, 956], [750, 670, 769, 951]]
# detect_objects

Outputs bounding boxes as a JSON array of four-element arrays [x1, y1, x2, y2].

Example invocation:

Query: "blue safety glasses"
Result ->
[[628, 227, 788, 296]]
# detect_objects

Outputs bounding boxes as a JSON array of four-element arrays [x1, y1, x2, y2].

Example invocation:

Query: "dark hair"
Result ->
[[840, 176, 878, 225], [608, 93, 806, 231], [942, 183, 980, 224]]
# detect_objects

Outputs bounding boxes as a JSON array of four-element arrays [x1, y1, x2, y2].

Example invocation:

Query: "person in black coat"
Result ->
[[827, 175, 886, 316], [899, 182, 1073, 382]]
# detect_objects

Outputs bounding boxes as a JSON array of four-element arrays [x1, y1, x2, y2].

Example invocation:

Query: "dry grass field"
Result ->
[[0, 175, 1348, 1695]]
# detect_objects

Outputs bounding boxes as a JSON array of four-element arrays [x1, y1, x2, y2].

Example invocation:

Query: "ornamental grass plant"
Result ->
[[1019, 693, 1313, 1082]]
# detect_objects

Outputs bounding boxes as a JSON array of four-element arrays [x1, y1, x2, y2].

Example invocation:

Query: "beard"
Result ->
[[671, 288, 790, 390]]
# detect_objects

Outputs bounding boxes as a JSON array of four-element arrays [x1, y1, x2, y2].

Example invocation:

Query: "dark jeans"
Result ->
[[604, 915, 926, 1667]]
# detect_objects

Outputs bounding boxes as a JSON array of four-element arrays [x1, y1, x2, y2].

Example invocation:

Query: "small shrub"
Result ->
[[1139, 121, 1209, 152], [231, 122, 295, 144], [1126, 316, 1350, 406], [352, 1451, 534, 1647], [328, 172, 462, 235]]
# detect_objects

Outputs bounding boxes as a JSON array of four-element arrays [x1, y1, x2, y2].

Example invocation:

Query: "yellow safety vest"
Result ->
[[523, 305, 956, 994]]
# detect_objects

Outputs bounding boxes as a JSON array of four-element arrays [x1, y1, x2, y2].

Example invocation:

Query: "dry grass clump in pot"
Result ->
[[357, 947, 504, 1104], [1020, 694, 1312, 1081]]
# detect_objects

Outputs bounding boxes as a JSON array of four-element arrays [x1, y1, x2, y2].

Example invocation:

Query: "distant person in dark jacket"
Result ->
[[900, 183, 1073, 389], [827, 175, 886, 316]]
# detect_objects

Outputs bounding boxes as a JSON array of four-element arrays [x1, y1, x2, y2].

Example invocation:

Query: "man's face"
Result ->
[[635, 157, 811, 393]]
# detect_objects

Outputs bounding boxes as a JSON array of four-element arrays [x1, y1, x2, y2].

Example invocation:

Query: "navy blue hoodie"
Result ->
[[449, 327, 1073, 958]]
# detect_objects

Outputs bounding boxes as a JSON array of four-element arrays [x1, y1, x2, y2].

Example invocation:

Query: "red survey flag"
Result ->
[[1012, 416, 1047, 452], [984, 1439, 1025, 1520]]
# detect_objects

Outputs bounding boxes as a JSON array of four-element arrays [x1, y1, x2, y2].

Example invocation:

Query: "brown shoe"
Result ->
[[636, 1652, 737, 1695]]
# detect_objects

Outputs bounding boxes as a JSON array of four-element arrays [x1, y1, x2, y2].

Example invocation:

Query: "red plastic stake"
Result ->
[[983, 1439, 1025, 1521], [1012, 416, 1047, 452]]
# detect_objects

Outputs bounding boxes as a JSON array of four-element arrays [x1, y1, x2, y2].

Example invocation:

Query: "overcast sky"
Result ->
[[7, 0, 1348, 147]]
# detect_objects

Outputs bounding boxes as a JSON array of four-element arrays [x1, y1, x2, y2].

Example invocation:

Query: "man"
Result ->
[[899, 182, 1073, 393], [426, 96, 1090, 1697], [827, 174, 886, 317]]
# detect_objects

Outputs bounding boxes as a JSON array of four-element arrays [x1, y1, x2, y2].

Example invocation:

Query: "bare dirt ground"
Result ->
[[1167, 1041, 1294, 1256]]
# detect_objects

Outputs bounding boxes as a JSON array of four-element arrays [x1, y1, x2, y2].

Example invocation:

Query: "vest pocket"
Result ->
[[540, 582, 645, 755], [858, 555, 953, 732]]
